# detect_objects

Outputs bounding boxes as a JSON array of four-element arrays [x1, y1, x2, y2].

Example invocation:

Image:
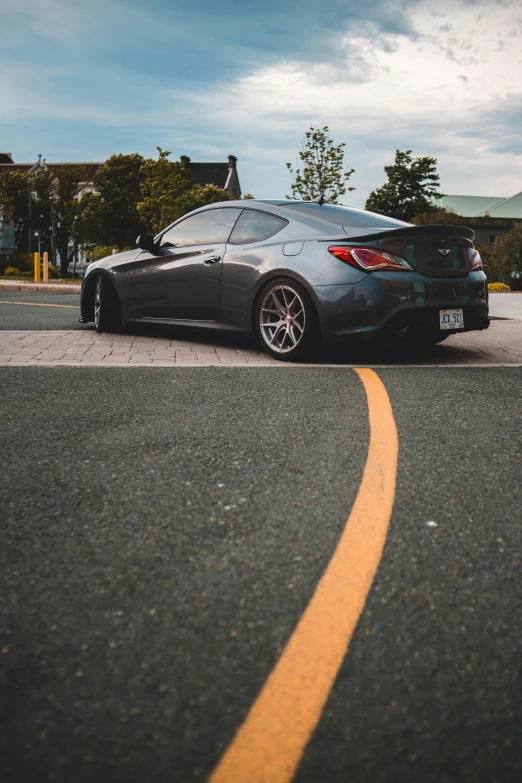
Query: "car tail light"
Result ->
[[328, 246, 413, 272], [468, 249, 483, 271]]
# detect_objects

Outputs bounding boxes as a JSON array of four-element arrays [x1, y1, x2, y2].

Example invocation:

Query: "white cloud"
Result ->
[[171, 0, 522, 202], [1, 0, 520, 203]]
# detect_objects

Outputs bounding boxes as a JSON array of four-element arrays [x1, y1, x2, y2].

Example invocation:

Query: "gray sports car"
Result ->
[[79, 199, 489, 361]]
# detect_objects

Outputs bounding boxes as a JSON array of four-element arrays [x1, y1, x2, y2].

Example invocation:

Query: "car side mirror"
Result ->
[[136, 234, 157, 252]]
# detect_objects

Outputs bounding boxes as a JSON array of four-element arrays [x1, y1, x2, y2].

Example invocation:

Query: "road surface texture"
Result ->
[[1, 288, 521, 782], [1, 365, 521, 783]]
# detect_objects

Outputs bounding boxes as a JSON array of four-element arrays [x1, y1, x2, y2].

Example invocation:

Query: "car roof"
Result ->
[[201, 200, 411, 232]]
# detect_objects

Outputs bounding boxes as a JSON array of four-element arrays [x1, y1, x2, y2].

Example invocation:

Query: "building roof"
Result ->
[[436, 194, 506, 217], [183, 162, 229, 190], [0, 155, 240, 195], [487, 192, 522, 219], [436, 193, 522, 219]]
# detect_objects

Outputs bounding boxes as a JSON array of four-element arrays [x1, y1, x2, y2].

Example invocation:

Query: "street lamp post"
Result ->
[[27, 179, 32, 253], [33, 230, 41, 257], [51, 204, 56, 267], [50, 176, 59, 270]]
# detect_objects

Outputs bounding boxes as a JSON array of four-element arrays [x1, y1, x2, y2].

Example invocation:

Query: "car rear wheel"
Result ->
[[94, 275, 122, 333], [255, 278, 318, 362]]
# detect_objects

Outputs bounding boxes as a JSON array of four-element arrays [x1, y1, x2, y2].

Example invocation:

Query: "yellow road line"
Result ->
[[0, 301, 79, 309], [208, 368, 398, 783]]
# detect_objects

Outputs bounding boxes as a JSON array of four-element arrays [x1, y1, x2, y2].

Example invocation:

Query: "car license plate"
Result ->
[[439, 308, 464, 330]]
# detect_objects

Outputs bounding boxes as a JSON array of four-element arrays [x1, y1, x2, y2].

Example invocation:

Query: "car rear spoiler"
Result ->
[[324, 224, 475, 243]]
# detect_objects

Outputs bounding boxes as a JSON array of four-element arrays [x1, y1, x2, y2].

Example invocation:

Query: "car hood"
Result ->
[[85, 248, 141, 277]]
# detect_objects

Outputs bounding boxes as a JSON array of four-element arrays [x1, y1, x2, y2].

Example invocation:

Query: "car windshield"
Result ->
[[283, 203, 411, 230]]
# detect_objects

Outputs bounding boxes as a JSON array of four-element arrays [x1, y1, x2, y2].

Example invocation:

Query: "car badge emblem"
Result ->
[[437, 247, 451, 256]]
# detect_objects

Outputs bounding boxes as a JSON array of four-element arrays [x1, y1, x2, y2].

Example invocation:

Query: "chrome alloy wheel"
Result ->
[[94, 278, 101, 330], [259, 284, 306, 354]]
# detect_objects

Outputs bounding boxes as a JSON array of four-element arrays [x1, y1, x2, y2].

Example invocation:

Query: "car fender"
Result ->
[[250, 267, 327, 337], [80, 268, 123, 323]]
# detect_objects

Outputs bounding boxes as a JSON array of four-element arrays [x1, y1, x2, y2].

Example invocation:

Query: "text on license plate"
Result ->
[[440, 309, 464, 329]]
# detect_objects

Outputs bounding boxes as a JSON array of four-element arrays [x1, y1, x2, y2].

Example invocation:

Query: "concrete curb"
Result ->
[[0, 281, 81, 293]]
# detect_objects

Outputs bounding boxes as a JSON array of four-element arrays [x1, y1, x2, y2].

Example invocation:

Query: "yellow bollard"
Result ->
[[43, 251, 49, 283], [34, 252, 40, 283]]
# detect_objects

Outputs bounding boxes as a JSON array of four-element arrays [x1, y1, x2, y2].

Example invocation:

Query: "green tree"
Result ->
[[85, 245, 122, 263], [485, 223, 522, 285], [173, 183, 230, 219], [0, 169, 32, 252], [74, 190, 104, 249], [286, 126, 355, 203], [137, 148, 230, 233], [365, 150, 443, 221], [137, 148, 193, 234], [90, 153, 146, 248], [33, 165, 90, 274], [411, 207, 463, 226], [0, 165, 90, 271]]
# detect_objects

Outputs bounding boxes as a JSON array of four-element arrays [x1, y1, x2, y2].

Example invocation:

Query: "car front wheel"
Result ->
[[94, 275, 122, 333], [255, 278, 318, 361]]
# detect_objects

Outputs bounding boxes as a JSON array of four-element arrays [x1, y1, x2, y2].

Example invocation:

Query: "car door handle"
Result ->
[[203, 255, 222, 266]]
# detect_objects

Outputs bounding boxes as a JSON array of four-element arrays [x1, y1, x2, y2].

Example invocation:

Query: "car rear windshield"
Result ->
[[283, 203, 410, 229]]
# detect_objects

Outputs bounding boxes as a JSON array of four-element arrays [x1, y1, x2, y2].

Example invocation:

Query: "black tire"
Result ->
[[94, 275, 122, 333], [254, 277, 319, 362]]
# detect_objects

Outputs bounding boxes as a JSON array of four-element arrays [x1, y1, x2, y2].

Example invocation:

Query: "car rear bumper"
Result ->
[[313, 272, 488, 342]]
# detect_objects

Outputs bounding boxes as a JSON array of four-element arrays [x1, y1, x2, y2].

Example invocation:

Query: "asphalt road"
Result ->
[[1, 289, 520, 332], [0, 291, 83, 330], [0, 285, 517, 332], [1, 366, 521, 783]]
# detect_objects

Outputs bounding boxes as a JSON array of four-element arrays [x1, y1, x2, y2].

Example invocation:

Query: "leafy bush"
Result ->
[[488, 282, 510, 293], [86, 245, 121, 263], [48, 265, 61, 279], [5, 266, 21, 276], [411, 207, 463, 226], [0, 253, 33, 275], [486, 224, 522, 284], [16, 253, 33, 271], [21, 271, 33, 277]]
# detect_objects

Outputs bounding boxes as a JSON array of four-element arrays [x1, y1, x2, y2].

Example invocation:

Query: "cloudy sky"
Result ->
[[1, 0, 521, 206]]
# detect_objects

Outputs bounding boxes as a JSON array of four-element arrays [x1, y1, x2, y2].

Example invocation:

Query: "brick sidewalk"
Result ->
[[0, 320, 521, 367]]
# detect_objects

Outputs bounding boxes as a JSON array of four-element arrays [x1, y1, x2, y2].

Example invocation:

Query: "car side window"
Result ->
[[159, 208, 242, 248], [228, 209, 288, 245]]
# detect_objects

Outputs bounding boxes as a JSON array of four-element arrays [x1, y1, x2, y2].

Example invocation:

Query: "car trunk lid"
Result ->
[[345, 224, 474, 279]]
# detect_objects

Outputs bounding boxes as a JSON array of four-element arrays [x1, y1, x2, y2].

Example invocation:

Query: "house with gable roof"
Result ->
[[436, 192, 522, 246]]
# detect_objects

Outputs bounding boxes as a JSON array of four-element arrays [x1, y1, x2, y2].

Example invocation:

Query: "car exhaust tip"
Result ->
[[395, 324, 417, 341], [480, 317, 490, 330]]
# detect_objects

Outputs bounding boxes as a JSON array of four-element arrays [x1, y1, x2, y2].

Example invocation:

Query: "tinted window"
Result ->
[[284, 203, 410, 229], [160, 208, 242, 248], [229, 209, 288, 244]]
